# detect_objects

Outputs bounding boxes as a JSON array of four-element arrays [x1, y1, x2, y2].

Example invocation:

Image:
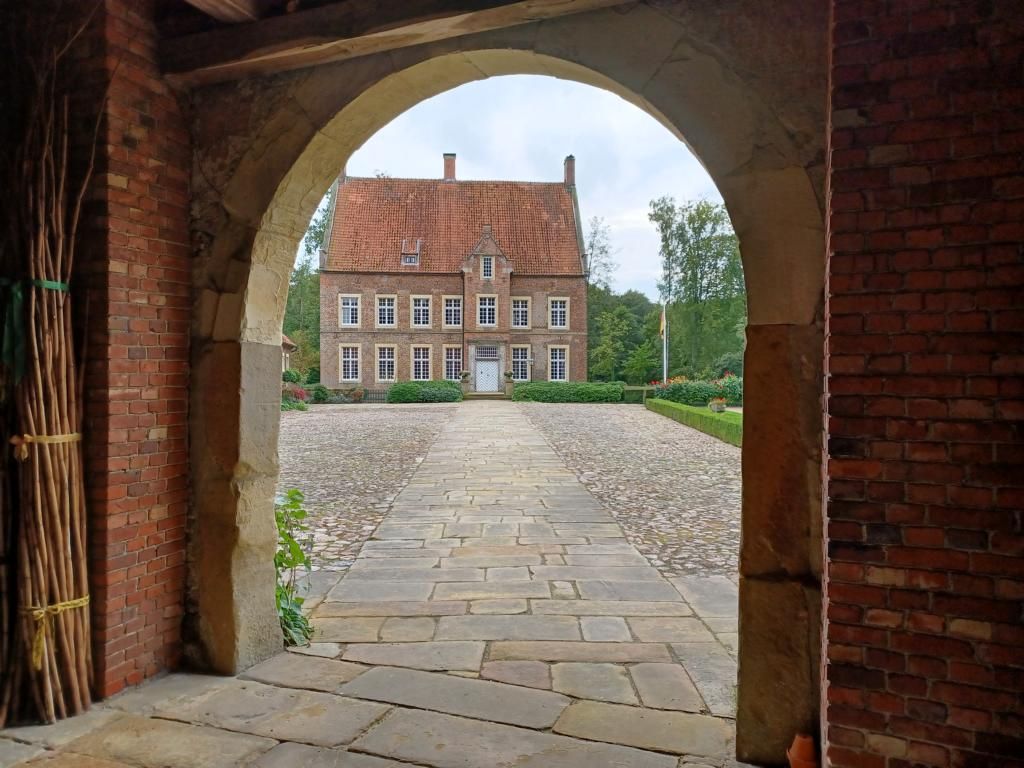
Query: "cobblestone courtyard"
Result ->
[[2, 401, 747, 768]]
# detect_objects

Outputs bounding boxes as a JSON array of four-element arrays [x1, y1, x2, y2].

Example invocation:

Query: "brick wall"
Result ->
[[825, 1, 1023, 765], [79, 0, 191, 697]]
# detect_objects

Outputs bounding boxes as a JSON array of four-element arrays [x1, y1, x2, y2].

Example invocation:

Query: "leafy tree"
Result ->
[[623, 340, 661, 385], [584, 216, 617, 289], [283, 188, 334, 374], [590, 306, 635, 381], [649, 198, 745, 375]]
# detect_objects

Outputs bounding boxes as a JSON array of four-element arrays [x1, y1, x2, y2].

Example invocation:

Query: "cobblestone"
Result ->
[[519, 403, 740, 576], [277, 404, 457, 571]]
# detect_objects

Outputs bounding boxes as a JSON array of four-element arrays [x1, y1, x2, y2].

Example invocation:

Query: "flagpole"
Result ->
[[662, 302, 668, 383]]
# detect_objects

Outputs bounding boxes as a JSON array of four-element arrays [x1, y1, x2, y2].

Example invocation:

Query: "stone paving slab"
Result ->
[[434, 615, 580, 641], [251, 742, 412, 767], [341, 642, 485, 671], [490, 641, 672, 663], [351, 709, 679, 768], [340, 667, 571, 729], [239, 652, 366, 692]]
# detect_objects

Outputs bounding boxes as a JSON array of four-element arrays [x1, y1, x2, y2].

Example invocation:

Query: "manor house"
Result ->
[[319, 154, 588, 391]]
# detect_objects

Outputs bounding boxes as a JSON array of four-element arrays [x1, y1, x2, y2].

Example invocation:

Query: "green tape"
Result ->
[[31, 278, 69, 292]]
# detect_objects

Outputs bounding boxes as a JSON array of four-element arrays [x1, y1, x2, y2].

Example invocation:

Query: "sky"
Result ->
[[331, 75, 723, 300]]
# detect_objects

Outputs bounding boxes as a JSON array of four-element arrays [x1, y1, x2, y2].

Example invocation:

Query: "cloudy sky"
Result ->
[[339, 75, 722, 300]]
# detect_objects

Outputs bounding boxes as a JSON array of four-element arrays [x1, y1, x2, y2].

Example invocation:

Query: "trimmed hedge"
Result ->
[[386, 380, 463, 404], [512, 381, 624, 403], [646, 398, 742, 447], [652, 375, 743, 407]]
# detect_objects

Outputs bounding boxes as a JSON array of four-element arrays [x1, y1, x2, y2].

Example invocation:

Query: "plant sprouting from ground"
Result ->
[[275, 489, 313, 646]]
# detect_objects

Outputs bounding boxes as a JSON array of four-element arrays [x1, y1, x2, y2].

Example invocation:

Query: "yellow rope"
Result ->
[[22, 595, 90, 670], [9, 432, 81, 461]]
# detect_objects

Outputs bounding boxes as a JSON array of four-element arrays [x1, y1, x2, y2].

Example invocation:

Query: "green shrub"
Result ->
[[386, 380, 463, 404], [712, 351, 744, 378], [280, 399, 308, 411], [282, 368, 303, 384], [306, 366, 320, 384], [646, 399, 742, 447], [311, 384, 330, 403], [622, 386, 652, 404], [652, 376, 743, 406], [275, 489, 312, 646], [512, 381, 624, 403]]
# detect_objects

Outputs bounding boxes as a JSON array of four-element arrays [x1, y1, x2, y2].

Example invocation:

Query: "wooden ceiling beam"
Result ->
[[183, 0, 268, 24], [162, 0, 629, 86]]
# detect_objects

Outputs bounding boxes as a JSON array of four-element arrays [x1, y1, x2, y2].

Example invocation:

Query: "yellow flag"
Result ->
[[659, 308, 666, 338]]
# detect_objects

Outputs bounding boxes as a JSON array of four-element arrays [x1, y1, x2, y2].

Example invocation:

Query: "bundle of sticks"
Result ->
[[0, 1, 99, 725]]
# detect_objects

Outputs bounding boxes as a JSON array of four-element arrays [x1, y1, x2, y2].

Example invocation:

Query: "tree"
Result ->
[[623, 340, 661, 385], [589, 306, 635, 381], [584, 216, 617, 289], [649, 198, 745, 375], [283, 187, 334, 373]]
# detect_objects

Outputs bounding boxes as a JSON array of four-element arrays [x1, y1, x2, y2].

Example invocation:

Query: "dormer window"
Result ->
[[401, 238, 422, 266], [482, 256, 494, 279]]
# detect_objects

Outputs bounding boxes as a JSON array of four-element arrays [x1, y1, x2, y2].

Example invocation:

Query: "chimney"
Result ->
[[564, 154, 575, 186], [443, 153, 456, 181]]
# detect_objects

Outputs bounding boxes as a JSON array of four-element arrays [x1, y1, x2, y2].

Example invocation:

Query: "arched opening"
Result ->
[[187, 11, 826, 762]]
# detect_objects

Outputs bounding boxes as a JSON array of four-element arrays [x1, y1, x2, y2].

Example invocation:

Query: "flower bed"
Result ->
[[650, 373, 742, 407], [646, 398, 742, 447]]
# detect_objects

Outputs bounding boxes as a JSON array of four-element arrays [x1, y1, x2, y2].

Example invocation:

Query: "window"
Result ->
[[549, 347, 567, 381], [376, 346, 395, 382], [511, 346, 530, 382], [444, 296, 462, 327], [476, 345, 498, 360], [511, 298, 530, 328], [444, 346, 463, 381], [549, 298, 569, 329], [478, 296, 496, 326], [482, 256, 494, 279], [412, 346, 431, 381], [402, 254, 419, 266], [339, 295, 360, 327], [377, 296, 396, 327], [411, 296, 431, 327], [340, 345, 360, 382]]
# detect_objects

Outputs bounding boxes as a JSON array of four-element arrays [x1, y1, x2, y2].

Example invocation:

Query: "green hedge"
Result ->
[[652, 376, 742, 407], [622, 386, 652, 404], [646, 398, 742, 447], [512, 381, 624, 403], [386, 380, 463, 404]]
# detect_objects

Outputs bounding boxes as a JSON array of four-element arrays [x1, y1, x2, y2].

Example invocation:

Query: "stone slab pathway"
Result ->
[[2, 401, 748, 768]]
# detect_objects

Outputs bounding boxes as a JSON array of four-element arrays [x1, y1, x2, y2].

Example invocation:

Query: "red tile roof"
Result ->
[[323, 176, 584, 275]]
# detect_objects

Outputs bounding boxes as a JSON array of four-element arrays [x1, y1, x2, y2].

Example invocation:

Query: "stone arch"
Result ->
[[188, 5, 826, 761]]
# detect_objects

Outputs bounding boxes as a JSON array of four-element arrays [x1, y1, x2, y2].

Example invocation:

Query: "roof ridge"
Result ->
[[343, 175, 568, 187]]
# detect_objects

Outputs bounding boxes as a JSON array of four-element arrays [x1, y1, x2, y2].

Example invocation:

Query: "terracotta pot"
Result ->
[[787, 734, 818, 768]]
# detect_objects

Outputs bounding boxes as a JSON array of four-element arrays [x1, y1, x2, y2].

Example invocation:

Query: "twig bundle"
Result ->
[[0, 1, 99, 725]]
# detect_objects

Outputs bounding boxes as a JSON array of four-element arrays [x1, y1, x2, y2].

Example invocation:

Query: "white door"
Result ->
[[475, 360, 501, 392]]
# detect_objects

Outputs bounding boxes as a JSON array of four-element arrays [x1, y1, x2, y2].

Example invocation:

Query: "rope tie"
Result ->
[[22, 595, 91, 670], [10, 432, 82, 461]]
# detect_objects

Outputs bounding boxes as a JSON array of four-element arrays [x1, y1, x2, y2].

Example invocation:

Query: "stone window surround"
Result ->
[[477, 294, 497, 327], [338, 293, 361, 328], [375, 343, 396, 383], [548, 296, 570, 329], [442, 295, 463, 328], [411, 344, 432, 381], [511, 296, 531, 329], [443, 343, 463, 381], [548, 344, 569, 381], [410, 294, 432, 328], [511, 344, 531, 381], [339, 343, 361, 382], [376, 294, 397, 328]]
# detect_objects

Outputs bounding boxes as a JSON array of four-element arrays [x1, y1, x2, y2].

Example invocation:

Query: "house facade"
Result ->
[[319, 154, 588, 392]]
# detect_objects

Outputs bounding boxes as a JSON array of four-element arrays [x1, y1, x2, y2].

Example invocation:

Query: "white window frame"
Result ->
[[338, 294, 361, 328], [548, 297, 570, 329], [443, 295, 463, 328], [411, 345, 432, 381], [511, 345, 531, 382], [548, 345, 569, 382], [376, 294, 397, 328], [375, 344, 396, 383], [481, 255, 494, 280], [410, 295, 432, 328], [511, 296, 531, 329], [339, 344, 361, 383], [477, 294, 497, 327], [443, 345, 463, 382]]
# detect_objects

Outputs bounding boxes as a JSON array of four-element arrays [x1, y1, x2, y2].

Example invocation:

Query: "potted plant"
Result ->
[[503, 370, 515, 397], [708, 396, 727, 413], [460, 370, 471, 394]]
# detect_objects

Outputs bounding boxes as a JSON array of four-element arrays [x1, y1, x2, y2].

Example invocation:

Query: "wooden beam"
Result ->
[[162, 0, 629, 86], [183, 0, 268, 23]]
